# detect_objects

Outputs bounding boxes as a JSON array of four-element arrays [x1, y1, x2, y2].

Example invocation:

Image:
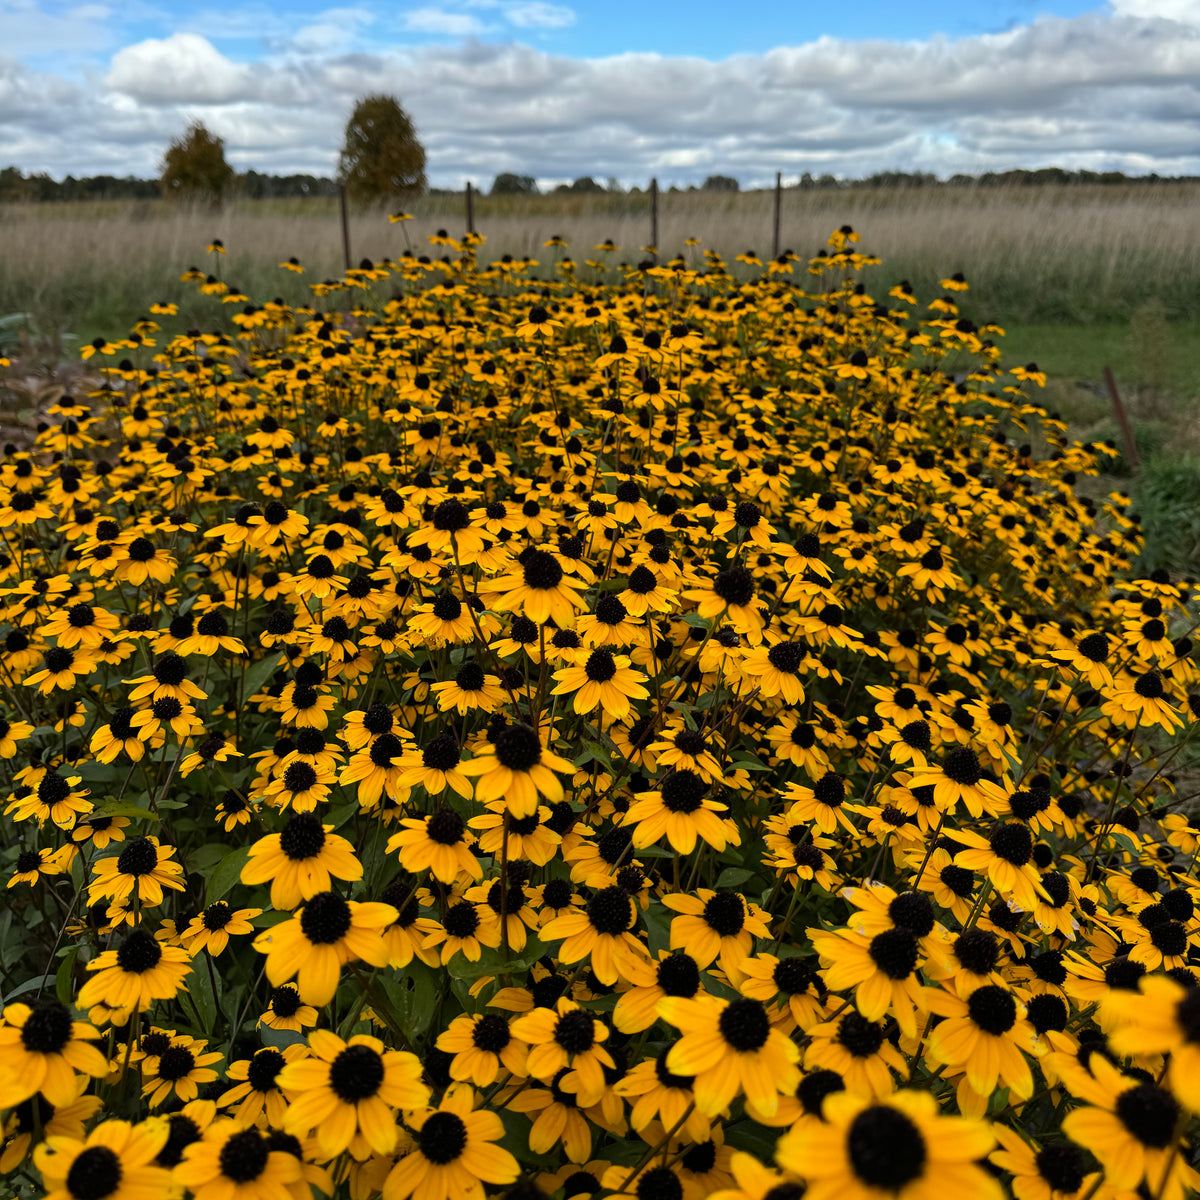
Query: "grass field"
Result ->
[[4, 182, 1200, 349], [3, 182, 1200, 568]]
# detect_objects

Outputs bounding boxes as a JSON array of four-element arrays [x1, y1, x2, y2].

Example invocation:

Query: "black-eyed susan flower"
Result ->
[[241, 813, 362, 909], [904, 745, 1007, 818], [387, 808, 481, 884], [1, 1075, 102, 1175], [739, 639, 806, 703], [1051, 631, 1113, 690], [175, 1120, 302, 1200], [419, 896, 502, 965], [88, 836, 186, 908], [431, 661, 507, 714], [988, 1125, 1099, 1200], [7, 844, 72, 888], [1102, 667, 1183, 732], [140, 1036, 223, 1107], [623, 769, 738, 855], [781, 772, 859, 836], [510, 998, 614, 1108], [339, 730, 414, 808], [77, 928, 192, 1024], [469, 803, 561, 866], [613, 950, 703, 1033], [659, 994, 800, 1118], [382, 1083, 519, 1200], [662, 888, 770, 985], [922, 982, 1040, 1116], [257, 985, 317, 1034], [550, 647, 649, 721], [950, 821, 1045, 911], [614, 1044, 711, 1142], [460, 722, 575, 817], [277, 1030, 429, 1157], [0, 999, 109, 1107], [1060, 1056, 1191, 1198], [540, 885, 647, 986], [252, 891, 394, 1006], [1104, 974, 1200, 1111], [436, 1012, 528, 1086], [775, 1088, 1001, 1200], [24, 645, 99, 694], [34, 1119, 172, 1200], [808, 923, 928, 1038], [396, 732, 474, 799], [480, 548, 588, 627], [218, 1043, 307, 1128], [180, 901, 262, 957]]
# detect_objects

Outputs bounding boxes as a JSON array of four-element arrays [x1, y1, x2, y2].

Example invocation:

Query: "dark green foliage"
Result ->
[[491, 174, 538, 195], [160, 123, 235, 206], [338, 95, 427, 205]]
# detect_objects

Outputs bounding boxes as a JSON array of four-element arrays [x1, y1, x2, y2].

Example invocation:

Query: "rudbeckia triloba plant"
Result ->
[[3, 221, 1200, 1200]]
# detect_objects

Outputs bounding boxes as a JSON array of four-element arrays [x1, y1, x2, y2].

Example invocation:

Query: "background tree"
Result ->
[[491, 173, 537, 195], [702, 174, 739, 192], [338, 95, 427, 205], [160, 122, 234, 205], [553, 176, 606, 194]]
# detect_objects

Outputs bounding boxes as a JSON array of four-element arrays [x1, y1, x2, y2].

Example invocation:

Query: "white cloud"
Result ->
[[1109, 0, 1200, 20], [106, 33, 259, 104], [401, 7, 486, 35], [9, 9, 1200, 186], [284, 6, 375, 54], [503, 2, 574, 29], [0, 0, 115, 55]]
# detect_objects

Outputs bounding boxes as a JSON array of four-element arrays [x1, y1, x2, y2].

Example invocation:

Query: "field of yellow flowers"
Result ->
[[2, 224, 1199, 1200]]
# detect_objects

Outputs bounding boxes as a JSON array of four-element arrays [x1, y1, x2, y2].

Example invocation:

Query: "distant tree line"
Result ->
[[3, 159, 1198, 205], [0, 164, 340, 203], [797, 168, 1182, 188]]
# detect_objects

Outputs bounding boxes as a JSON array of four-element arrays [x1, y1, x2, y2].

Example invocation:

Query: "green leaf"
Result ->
[[206, 846, 251, 905], [188, 842, 233, 873], [1, 976, 51, 1006], [239, 650, 287, 703], [326, 802, 358, 832], [260, 1024, 307, 1050], [732, 754, 771, 772], [723, 1120, 779, 1158], [574, 742, 614, 772], [56, 948, 78, 1007], [447, 938, 546, 982], [74, 761, 120, 784], [378, 961, 440, 1041], [681, 612, 710, 629], [715, 867, 754, 889], [189, 957, 221, 1034], [643, 902, 671, 957], [497, 1111, 545, 1169], [89, 802, 156, 822]]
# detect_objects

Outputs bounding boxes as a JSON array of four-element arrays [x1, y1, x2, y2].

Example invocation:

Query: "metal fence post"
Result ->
[[649, 177, 658, 260], [773, 171, 782, 260], [338, 183, 352, 270]]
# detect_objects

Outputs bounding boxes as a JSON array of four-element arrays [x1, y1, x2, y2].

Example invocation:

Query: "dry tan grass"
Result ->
[[2, 183, 1200, 340]]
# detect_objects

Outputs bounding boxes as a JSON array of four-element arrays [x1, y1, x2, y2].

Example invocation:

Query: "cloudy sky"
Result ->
[[4, 0, 1200, 187]]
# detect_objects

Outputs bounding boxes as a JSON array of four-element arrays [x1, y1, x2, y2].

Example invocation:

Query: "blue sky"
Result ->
[[17, 0, 1106, 67], [4, 0, 1200, 183]]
